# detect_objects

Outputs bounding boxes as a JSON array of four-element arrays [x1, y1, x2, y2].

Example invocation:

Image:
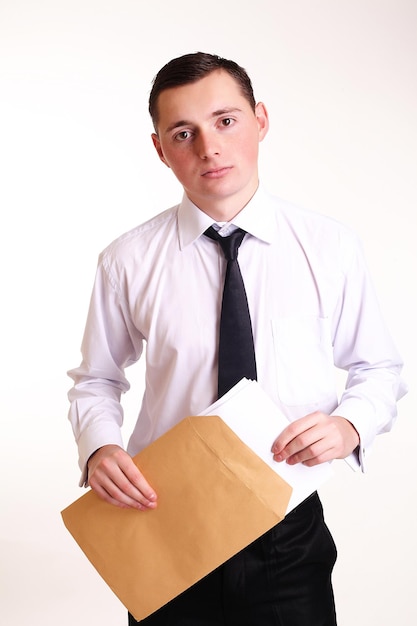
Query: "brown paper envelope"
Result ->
[[61, 415, 292, 621]]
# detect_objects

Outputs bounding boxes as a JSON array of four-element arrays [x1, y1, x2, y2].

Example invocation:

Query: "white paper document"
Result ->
[[199, 379, 333, 512]]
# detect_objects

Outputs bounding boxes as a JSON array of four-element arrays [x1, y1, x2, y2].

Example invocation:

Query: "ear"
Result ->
[[254, 102, 269, 142], [151, 133, 170, 168]]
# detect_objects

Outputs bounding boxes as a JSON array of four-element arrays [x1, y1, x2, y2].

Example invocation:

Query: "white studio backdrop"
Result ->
[[1, 1, 416, 624]]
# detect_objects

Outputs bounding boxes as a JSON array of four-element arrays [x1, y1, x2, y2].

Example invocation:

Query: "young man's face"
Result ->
[[152, 70, 269, 220]]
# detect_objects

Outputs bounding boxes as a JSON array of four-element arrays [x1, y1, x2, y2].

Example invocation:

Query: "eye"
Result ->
[[220, 117, 234, 127], [174, 130, 192, 142]]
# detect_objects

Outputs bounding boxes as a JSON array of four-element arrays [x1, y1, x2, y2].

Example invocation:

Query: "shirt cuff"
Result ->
[[344, 445, 366, 472], [330, 401, 377, 473]]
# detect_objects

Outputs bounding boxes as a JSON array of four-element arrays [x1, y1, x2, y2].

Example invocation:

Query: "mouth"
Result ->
[[201, 166, 232, 179]]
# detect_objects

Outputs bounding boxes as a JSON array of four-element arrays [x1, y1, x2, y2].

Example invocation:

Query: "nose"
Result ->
[[195, 130, 220, 159]]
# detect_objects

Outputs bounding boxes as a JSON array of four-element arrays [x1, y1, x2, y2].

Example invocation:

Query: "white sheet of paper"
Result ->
[[199, 379, 333, 512]]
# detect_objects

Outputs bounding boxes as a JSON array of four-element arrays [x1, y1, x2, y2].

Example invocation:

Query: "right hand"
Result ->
[[87, 444, 158, 511]]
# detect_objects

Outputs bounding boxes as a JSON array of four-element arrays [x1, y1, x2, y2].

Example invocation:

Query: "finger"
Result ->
[[271, 413, 319, 456], [285, 437, 332, 465], [90, 480, 146, 510], [283, 419, 345, 465], [118, 456, 157, 504], [91, 471, 157, 510], [114, 466, 158, 509], [272, 426, 319, 462]]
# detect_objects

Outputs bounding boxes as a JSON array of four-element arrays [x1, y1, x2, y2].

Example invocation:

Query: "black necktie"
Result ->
[[205, 226, 257, 398]]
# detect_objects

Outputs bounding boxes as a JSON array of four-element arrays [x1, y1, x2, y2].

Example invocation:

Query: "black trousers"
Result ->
[[129, 492, 337, 625]]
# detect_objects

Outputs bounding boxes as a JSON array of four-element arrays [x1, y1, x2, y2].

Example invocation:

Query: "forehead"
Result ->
[[155, 70, 250, 132]]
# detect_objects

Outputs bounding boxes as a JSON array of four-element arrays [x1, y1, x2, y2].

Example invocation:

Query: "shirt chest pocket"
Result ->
[[271, 316, 337, 407]]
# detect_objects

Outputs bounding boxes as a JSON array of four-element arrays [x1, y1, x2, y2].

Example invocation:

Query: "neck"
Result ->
[[187, 183, 259, 223]]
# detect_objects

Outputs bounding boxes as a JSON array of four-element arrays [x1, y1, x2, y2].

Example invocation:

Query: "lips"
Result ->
[[201, 166, 232, 179]]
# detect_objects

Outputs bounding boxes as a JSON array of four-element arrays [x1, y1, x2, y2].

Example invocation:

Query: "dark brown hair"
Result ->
[[149, 52, 256, 131]]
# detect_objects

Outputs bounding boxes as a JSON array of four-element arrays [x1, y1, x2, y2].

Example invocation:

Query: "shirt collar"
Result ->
[[178, 185, 276, 250], [178, 195, 215, 250]]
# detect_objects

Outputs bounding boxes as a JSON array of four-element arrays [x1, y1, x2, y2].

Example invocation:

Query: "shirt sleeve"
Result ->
[[67, 255, 144, 486], [330, 231, 407, 471]]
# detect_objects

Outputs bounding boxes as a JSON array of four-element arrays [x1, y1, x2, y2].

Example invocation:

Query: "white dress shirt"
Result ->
[[68, 186, 407, 484]]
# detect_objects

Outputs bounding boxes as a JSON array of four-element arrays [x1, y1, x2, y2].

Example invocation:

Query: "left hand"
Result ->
[[271, 412, 360, 466]]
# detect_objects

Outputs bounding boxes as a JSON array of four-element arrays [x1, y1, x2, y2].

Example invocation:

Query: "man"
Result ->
[[68, 52, 406, 625]]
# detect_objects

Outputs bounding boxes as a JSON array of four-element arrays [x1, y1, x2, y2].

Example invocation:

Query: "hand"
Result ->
[[87, 444, 157, 511], [271, 412, 360, 467]]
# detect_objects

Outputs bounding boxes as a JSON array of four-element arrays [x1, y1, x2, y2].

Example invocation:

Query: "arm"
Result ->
[[273, 230, 406, 468], [68, 257, 157, 507]]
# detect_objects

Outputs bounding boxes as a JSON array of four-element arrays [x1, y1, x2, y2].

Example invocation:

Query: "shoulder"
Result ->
[[266, 192, 360, 249], [262, 190, 364, 274], [273, 194, 352, 234], [99, 204, 180, 265]]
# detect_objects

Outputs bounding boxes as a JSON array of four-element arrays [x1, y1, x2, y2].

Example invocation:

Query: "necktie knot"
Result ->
[[204, 226, 247, 262]]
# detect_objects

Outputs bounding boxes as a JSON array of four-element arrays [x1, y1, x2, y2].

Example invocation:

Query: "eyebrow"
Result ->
[[164, 107, 243, 134]]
